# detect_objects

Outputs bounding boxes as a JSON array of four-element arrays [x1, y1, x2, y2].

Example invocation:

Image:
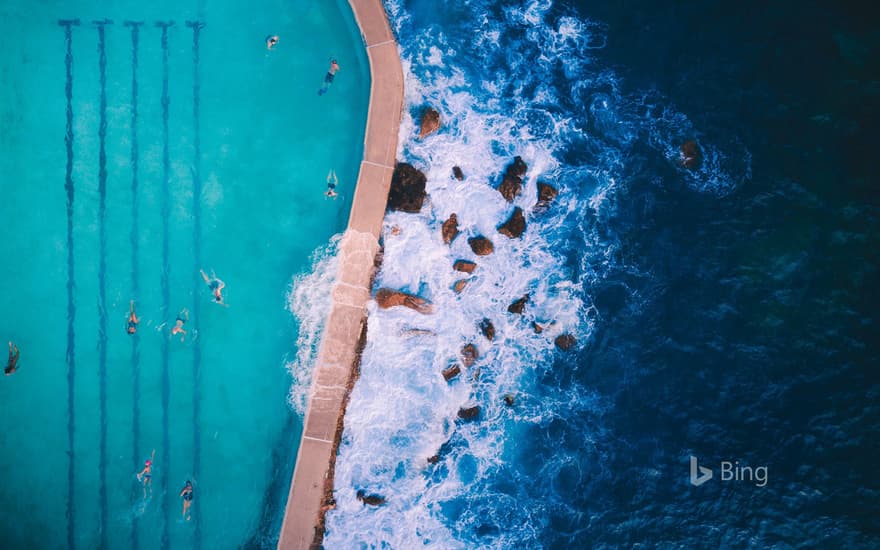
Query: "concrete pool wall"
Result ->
[[277, 1, 403, 548]]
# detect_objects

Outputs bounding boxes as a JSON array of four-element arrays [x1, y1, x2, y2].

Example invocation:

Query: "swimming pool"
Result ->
[[0, 0, 369, 547]]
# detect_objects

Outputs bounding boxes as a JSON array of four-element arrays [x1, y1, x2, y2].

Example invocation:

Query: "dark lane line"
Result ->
[[155, 20, 174, 550], [58, 17, 80, 550], [184, 20, 205, 549], [124, 19, 144, 550], [92, 18, 113, 549]]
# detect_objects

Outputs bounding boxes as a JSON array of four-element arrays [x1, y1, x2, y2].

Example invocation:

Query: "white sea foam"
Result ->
[[285, 234, 342, 415], [310, 0, 753, 547]]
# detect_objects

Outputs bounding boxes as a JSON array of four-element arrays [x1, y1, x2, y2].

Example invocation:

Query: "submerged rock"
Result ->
[[458, 406, 481, 421], [679, 140, 702, 169], [468, 236, 494, 256], [374, 288, 434, 314], [555, 333, 577, 351], [442, 213, 459, 244], [388, 163, 427, 213], [461, 343, 478, 367], [503, 394, 515, 407], [442, 364, 461, 381], [452, 279, 469, 294], [536, 182, 558, 208], [453, 260, 477, 273], [419, 107, 441, 138], [356, 490, 386, 506], [508, 294, 529, 315], [498, 207, 526, 238], [452, 166, 464, 180], [479, 318, 495, 341]]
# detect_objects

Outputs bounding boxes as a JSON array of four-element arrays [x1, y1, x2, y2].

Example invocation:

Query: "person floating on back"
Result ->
[[171, 308, 189, 342], [200, 269, 226, 305], [265, 35, 279, 50], [318, 59, 340, 96], [180, 480, 194, 521], [136, 449, 156, 499], [127, 301, 140, 335], [5, 341, 20, 376], [325, 170, 338, 199]]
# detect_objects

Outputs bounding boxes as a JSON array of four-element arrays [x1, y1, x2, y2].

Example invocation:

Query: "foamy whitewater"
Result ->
[[286, 0, 751, 547]]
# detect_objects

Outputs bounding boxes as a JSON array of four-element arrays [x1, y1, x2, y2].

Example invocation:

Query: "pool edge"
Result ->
[[277, 1, 403, 549]]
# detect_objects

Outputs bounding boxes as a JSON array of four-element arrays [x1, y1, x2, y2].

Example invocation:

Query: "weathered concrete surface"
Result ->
[[277, 1, 403, 548]]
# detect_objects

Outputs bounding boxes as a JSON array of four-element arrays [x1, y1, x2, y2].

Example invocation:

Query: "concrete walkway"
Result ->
[[277, 1, 403, 548]]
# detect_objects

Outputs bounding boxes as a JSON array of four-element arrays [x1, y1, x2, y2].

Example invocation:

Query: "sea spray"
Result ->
[[320, 0, 752, 546], [286, 233, 343, 415]]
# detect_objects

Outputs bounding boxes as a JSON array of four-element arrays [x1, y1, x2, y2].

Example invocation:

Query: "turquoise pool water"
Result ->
[[0, 0, 368, 548]]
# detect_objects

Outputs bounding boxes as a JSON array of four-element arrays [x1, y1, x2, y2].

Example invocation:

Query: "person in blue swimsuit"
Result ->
[[180, 480, 194, 521], [136, 450, 156, 499]]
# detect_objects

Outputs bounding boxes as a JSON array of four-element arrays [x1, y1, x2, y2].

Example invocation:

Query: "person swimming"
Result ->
[[127, 300, 140, 335], [318, 59, 340, 95], [136, 449, 156, 499], [171, 308, 189, 342], [325, 170, 338, 199], [180, 480, 194, 521], [265, 35, 279, 49], [5, 341, 20, 376], [200, 270, 226, 305], [325, 59, 339, 83]]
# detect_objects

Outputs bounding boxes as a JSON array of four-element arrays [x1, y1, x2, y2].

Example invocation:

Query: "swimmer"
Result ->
[[5, 341, 20, 376], [266, 35, 279, 49], [127, 301, 140, 335], [171, 308, 189, 342], [325, 170, 338, 199], [326, 59, 340, 82], [200, 269, 226, 305], [318, 59, 340, 95], [180, 480, 194, 521], [136, 449, 156, 499]]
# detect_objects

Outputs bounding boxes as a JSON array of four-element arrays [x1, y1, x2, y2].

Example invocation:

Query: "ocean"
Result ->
[[290, 0, 879, 547]]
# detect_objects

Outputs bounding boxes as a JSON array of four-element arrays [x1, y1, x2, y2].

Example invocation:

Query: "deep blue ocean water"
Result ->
[[307, 0, 880, 547]]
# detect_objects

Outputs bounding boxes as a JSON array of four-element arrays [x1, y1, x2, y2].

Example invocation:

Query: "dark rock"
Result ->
[[442, 213, 459, 244], [468, 236, 494, 256], [532, 322, 544, 334], [452, 166, 464, 180], [498, 174, 522, 202], [453, 260, 477, 273], [427, 455, 440, 464], [508, 294, 529, 315], [356, 490, 386, 506], [375, 288, 434, 314], [458, 406, 481, 421], [479, 318, 495, 341], [498, 207, 526, 238], [388, 163, 427, 213], [507, 156, 528, 179], [452, 279, 468, 293], [555, 333, 577, 351], [680, 140, 702, 169], [419, 107, 441, 139], [442, 364, 461, 381], [503, 394, 515, 407], [461, 344, 478, 367], [537, 182, 558, 207]]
